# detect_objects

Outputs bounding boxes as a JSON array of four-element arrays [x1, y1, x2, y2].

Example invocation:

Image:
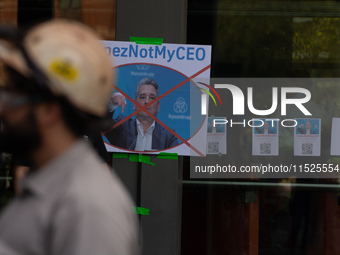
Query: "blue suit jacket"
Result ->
[[255, 127, 275, 134], [105, 114, 178, 150], [297, 127, 316, 134]]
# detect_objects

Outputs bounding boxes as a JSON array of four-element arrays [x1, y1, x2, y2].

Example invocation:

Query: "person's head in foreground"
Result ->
[[0, 19, 138, 255], [306, 121, 312, 131], [0, 19, 112, 161]]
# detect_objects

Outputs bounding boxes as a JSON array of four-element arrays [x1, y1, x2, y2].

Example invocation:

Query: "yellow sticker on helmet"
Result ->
[[49, 59, 78, 81]]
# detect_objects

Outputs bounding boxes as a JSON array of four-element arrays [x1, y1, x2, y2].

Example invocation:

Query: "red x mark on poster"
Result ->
[[102, 64, 211, 156]]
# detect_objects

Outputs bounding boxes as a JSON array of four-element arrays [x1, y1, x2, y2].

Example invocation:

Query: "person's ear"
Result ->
[[157, 101, 160, 113]]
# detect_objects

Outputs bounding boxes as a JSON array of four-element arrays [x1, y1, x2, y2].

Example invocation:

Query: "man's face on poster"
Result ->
[[133, 84, 160, 119], [264, 121, 269, 130], [306, 121, 311, 130]]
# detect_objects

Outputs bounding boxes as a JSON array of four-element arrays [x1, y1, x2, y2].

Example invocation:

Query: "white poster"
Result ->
[[294, 118, 321, 156], [101, 41, 211, 156], [206, 117, 227, 154], [330, 118, 340, 155], [252, 119, 279, 156]]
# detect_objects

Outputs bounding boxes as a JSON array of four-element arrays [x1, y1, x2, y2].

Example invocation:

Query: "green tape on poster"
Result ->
[[327, 157, 340, 164], [112, 153, 128, 159], [130, 37, 163, 45], [129, 154, 155, 166], [132, 207, 150, 215], [157, 152, 178, 160]]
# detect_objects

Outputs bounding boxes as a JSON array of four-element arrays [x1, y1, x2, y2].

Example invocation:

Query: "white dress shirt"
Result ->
[[135, 119, 155, 151]]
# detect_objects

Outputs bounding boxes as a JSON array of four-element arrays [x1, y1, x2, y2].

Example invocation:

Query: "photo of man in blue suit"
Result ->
[[105, 78, 178, 151], [297, 121, 316, 134], [255, 121, 275, 134]]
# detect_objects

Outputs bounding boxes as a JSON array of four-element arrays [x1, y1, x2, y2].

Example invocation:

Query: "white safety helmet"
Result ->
[[0, 19, 114, 117]]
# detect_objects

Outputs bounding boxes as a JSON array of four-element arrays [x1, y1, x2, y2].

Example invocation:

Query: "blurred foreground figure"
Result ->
[[0, 20, 138, 255]]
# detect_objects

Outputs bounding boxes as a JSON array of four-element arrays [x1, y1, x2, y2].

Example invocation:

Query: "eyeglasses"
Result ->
[[0, 91, 40, 111]]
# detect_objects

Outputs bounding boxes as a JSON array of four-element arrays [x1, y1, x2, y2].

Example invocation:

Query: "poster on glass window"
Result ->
[[100, 41, 212, 156], [252, 119, 279, 156], [294, 118, 321, 156]]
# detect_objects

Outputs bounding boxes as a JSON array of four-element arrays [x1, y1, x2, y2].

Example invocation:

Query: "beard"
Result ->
[[0, 109, 42, 157]]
